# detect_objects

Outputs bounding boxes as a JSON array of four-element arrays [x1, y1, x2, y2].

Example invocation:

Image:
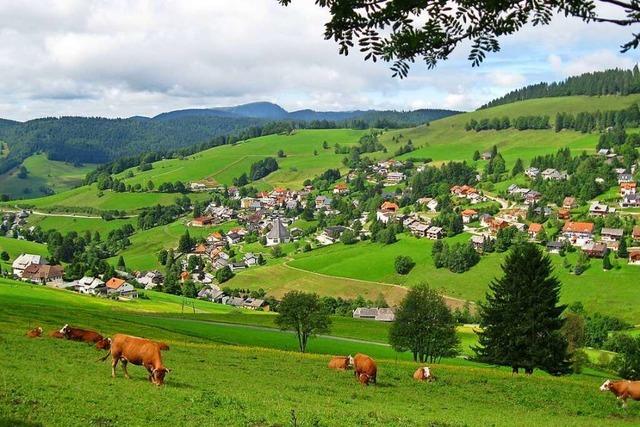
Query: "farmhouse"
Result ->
[[546, 241, 564, 254], [12, 253, 46, 278], [426, 226, 444, 240], [601, 228, 624, 243], [76, 277, 106, 295], [376, 201, 400, 224], [266, 217, 290, 246], [634, 226, 640, 241], [315, 195, 332, 210], [525, 167, 540, 178], [621, 193, 640, 207], [562, 221, 594, 246], [21, 263, 64, 285], [582, 242, 608, 258], [409, 222, 430, 238], [480, 151, 493, 160], [528, 223, 544, 240], [629, 249, 640, 266], [621, 182, 637, 196], [618, 173, 635, 183], [524, 190, 542, 205], [461, 209, 478, 224], [333, 183, 349, 194], [385, 172, 405, 185], [541, 168, 567, 181], [589, 201, 610, 217], [557, 208, 571, 220], [105, 277, 138, 298]]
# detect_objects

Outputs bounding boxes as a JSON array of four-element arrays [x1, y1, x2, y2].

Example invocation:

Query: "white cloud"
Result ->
[[0, 1, 637, 120]]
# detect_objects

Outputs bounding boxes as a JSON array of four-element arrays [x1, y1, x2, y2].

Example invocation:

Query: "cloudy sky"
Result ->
[[0, 1, 638, 121]]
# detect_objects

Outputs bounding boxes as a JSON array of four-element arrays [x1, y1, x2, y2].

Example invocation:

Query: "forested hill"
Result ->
[[481, 67, 640, 109], [0, 104, 460, 174]]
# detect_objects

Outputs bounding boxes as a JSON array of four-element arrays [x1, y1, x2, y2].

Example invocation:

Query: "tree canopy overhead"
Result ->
[[279, 0, 640, 77]]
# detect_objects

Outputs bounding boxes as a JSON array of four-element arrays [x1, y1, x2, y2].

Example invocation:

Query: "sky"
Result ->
[[0, 0, 638, 121]]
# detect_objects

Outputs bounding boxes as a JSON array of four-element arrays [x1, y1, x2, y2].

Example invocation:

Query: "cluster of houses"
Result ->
[[1, 210, 31, 239], [507, 184, 542, 205], [524, 167, 568, 181], [450, 185, 486, 204], [371, 160, 406, 186]]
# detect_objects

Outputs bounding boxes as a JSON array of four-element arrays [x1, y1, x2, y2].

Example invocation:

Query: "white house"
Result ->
[[12, 253, 45, 278], [266, 218, 290, 246]]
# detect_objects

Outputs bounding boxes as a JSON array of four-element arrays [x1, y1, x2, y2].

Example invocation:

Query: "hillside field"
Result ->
[[381, 95, 640, 169], [1, 280, 637, 426], [0, 154, 96, 199]]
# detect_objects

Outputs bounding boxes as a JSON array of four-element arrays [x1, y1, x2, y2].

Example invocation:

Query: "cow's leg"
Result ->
[[121, 359, 131, 379], [111, 357, 119, 378]]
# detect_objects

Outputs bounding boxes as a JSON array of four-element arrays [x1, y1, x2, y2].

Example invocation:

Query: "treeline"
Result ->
[[481, 67, 640, 109], [409, 161, 477, 200], [137, 196, 192, 230], [432, 240, 479, 273], [465, 115, 550, 131], [554, 103, 640, 133], [233, 157, 279, 186]]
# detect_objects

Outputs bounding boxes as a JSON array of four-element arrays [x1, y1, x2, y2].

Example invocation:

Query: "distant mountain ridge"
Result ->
[[152, 101, 459, 123]]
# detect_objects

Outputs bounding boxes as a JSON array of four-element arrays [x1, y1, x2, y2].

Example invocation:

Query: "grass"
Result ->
[[1, 278, 637, 426], [380, 95, 640, 170], [24, 214, 136, 235], [0, 236, 48, 272], [0, 153, 96, 199]]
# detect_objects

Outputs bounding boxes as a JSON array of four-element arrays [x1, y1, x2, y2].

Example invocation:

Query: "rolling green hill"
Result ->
[[1, 280, 635, 426], [381, 95, 640, 168], [0, 154, 96, 199]]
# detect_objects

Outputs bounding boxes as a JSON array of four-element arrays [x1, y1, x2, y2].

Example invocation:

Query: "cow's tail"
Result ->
[[98, 350, 111, 362]]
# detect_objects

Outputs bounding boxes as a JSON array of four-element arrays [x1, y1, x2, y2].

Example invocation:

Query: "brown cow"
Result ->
[[328, 356, 350, 371], [26, 327, 43, 338], [60, 324, 105, 344], [96, 338, 112, 350], [350, 353, 377, 384], [600, 379, 640, 407], [100, 334, 170, 386], [49, 330, 65, 339], [413, 366, 434, 382]]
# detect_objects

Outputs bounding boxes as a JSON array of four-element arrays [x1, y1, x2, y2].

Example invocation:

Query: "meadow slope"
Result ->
[[1, 280, 637, 426]]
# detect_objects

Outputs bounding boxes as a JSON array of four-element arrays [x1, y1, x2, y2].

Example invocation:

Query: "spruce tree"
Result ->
[[475, 243, 571, 375], [619, 238, 628, 258]]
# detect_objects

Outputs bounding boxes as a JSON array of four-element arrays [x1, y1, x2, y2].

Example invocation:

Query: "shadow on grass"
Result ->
[[0, 419, 43, 427]]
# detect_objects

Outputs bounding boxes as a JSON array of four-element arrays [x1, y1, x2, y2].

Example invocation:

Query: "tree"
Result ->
[[394, 255, 415, 275], [277, 149, 286, 158], [602, 252, 613, 270], [275, 291, 331, 353], [158, 249, 168, 266], [0, 251, 9, 261], [475, 243, 571, 375], [340, 229, 357, 245], [182, 280, 198, 298], [389, 284, 460, 363], [280, 0, 640, 77], [147, 180, 155, 191], [270, 245, 284, 258], [215, 266, 234, 284], [512, 158, 524, 176], [608, 334, 640, 380], [116, 256, 126, 270], [472, 150, 480, 161], [619, 237, 629, 258], [178, 230, 193, 253]]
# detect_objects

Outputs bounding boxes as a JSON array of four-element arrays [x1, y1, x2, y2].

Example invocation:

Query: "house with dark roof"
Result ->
[[21, 264, 64, 285]]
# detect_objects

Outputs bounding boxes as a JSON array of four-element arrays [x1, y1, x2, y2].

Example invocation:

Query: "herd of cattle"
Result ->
[[24, 325, 640, 406]]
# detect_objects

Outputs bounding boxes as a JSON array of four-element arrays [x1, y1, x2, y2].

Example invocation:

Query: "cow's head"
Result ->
[[59, 324, 69, 335], [36, 327, 43, 333], [358, 373, 370, 386], [96, 338, 111, 350], [347, 355, 354, 367], [600, 379, 612, 392], [151, 367, 170, 386], [423, 367, 431, 378]]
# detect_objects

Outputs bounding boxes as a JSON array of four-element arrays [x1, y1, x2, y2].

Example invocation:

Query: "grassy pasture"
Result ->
[[380, 94, 640, 169], [24, 214, 136, 235], [0, 154, 96, 199], [0, 279, 637, 426]]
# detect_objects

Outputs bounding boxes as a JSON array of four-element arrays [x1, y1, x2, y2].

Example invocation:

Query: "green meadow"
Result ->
[[25, 214, 137, 235], [380, 94, 640, 169], [0, 153, 96, 199], [1, 279, 636, 426]]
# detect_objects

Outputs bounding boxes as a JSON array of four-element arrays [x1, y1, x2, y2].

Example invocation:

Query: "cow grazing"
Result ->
[[100, 334, 170, 386], [26, 327, 43, 338], [49, 330, 65, 339], [350, 353, 377, 385], [60, 324, 105, 344], [600, 379, 640, 407], [413, 366, 434, 382], [96, 338, 112, 350], [328, 356, 350, 371], [358, 373, 371, 386]]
